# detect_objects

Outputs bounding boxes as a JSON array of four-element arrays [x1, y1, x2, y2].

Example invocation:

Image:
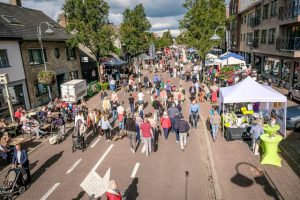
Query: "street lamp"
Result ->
[[210, 26, 230, 68], [37, 22, 55, 101]]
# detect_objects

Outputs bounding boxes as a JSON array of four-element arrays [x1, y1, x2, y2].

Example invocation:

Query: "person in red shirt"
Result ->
[[14, 108, 21, 122], [140, 118, 153, 157], [160, 112, 171, 140], [106, 180, 122, 200]]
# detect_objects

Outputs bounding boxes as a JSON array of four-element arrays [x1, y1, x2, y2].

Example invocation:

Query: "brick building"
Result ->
[[229, 0, 300, 89], [0, 1, 82, 108]]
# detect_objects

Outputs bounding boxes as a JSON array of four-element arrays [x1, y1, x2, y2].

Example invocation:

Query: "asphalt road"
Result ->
[[5, 68, 216, 200]]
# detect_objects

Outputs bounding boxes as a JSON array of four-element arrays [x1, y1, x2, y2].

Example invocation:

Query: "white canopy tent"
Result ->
[[206, 53, 218, 60], [220, 57, 246, 68], [219, 77, 287, 137]]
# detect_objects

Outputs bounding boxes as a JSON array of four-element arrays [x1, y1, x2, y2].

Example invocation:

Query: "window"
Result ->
[[247, 32, 253, 45], [0, 50, 9, 68], [240, 34, 243, 41], [66, 48, 76, 60], [270, 0, 277, 17], [268, 28, 276, 44], [54, 48, 60, 59], [28, 49, 47, 65], [243, 33, 246, 41], [263, 4, 269, 19], [244, 16, 246, 24], [261, 30, 267, 43], [36, 83, 48, 96]]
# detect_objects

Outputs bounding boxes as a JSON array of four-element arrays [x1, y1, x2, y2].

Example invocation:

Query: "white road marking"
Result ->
[[92, 144, 114, 171], [40, 183, 60, 200], [66, 159, 82, 174], [90, 137, 101, 149], [130, 163, 140, 178], [80, 144, 114, 198], [141, 144, 145, 153]]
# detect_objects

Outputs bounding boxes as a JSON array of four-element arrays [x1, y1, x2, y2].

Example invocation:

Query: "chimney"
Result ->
[[58, 13, 67, 28], [10, 0, 22, 6]]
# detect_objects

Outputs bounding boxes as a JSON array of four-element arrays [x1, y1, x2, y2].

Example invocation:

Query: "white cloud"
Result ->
[[154, 29, 181, 37]]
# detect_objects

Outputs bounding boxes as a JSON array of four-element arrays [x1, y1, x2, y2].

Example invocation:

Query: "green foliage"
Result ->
[[219, 66, 235, 81], [154, 30, 173, 49], [63, 0, 116, 60], [120, 4, 152, 55], [99, 82, 109, 90], [37, 70, 56, 85], [179, 0, 226, 59]]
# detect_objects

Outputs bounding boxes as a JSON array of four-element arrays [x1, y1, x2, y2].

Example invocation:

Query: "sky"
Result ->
[[0, 0, 186, 36]]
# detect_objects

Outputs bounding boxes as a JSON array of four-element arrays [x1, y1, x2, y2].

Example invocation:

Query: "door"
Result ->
[[294, 84, 300, 99], [56, 73, 66, 97], [14, 84, 25, 107]]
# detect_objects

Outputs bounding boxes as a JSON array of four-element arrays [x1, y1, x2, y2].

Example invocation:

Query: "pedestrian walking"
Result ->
[[128, 93, 135, 113], [250, 119, 264, 155], [167, 103, 180, 133], [189, 100, 200, 128], [160, 112, 171, 140], [126, 113, 137, 153], [117, 102, 125, 131], [137, 90, 144, 105], [176, 117, 190, 152], [102, 97, 111, 112], [173, 113, 181, 142], [99, 115, 112, 142], [210, 111, 221, 141], [12, 143, 31, 184], [140, 118, 153, 157]]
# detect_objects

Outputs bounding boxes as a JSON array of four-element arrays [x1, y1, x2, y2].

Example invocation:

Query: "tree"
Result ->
[[179, 0, 226, 60], [158, 30, 173, 49], [120, 4, 152, 57], [63, 0, 116, 64]]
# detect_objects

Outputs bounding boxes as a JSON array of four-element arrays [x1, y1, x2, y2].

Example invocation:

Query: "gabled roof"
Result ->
[[0, 2, 69, 41]]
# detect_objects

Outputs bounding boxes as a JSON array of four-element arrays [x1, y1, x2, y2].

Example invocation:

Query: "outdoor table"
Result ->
[[225, 126, 252, 141], [6, 122, 19, 128], [27, 112, 37, 117], [10, 138, 25, 146], [6, 122, 19, 137], [260, 134, 283, 167], [263, 124, 280, 136], [41, 124, 51, 130]]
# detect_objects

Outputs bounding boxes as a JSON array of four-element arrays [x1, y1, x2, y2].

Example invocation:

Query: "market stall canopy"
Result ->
[[205, 59, 222, 66], [219, 76, 287, 103], [138, 53, 154, 60], [220, 52, 245, 61], [101, 57, 127, 68], [220, 57, 246, 67], [206, 53, 218, 59]]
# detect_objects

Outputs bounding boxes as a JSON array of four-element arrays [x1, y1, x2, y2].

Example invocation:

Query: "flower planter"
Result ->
[[37, 70, 56, 85]]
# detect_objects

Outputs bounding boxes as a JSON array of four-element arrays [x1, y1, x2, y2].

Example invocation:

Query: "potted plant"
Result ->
[[37, 70, 56, 85]]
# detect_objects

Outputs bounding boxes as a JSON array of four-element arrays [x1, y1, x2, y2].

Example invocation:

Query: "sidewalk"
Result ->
[[200, 101, 300, 200]]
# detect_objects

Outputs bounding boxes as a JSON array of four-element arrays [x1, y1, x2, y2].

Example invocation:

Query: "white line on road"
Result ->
[[90, 137, 101, 149], [130, 163, 140, 178], [92, 144, 114, 171], [40, 183, 60, 200], [66, 159, 82, 174]]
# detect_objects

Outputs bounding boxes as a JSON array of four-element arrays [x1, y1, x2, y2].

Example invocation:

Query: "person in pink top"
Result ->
[[160, 88, 167, 106], [140, 118, 153, 157]]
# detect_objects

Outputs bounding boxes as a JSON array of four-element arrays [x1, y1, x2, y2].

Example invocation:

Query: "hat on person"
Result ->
[[163, 111, 168, 116]]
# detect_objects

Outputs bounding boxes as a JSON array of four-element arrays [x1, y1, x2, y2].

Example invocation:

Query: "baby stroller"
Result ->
[[0, 167, 27, 200], [72, 119, 86, 152]]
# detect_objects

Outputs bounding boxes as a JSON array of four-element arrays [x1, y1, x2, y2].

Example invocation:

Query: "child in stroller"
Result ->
[[0, 167, 28, 199], [72, 119, 86, 152]]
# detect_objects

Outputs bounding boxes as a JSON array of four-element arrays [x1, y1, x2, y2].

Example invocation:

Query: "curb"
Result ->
[[200, 114, 222, 200], [279, 143, 300, 176]]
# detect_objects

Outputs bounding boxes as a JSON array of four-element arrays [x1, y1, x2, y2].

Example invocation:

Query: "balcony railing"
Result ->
[[249, 17, 261, 27], [278, 2, 300, 20], [276, 37, 300, 50]]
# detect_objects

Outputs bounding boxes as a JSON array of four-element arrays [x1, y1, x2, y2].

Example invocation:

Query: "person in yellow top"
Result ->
[[102, 97, 111, 112]]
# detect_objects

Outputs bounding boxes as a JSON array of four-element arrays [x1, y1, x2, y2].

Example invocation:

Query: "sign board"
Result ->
[[81, 57, 89, 63], [0, 73, 9, 84]]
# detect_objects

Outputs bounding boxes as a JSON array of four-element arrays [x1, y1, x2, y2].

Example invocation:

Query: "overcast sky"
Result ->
[[0, 0, 186, 36]]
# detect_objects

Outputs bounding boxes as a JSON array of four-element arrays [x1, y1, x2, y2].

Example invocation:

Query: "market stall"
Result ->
[[101, 57, 129, 82], [219, 77, 287, 141]]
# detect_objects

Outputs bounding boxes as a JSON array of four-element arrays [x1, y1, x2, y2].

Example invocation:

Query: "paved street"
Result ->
[[3, 69, 217, 200]]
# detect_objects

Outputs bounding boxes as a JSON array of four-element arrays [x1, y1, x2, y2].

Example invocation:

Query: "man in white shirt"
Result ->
[[137, 90, 145, 104]]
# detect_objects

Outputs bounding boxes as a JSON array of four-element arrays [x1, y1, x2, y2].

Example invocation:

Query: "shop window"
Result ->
[[270, 0, 277, 17], [268, 28, 276, 44], [54, 48, 60, 59], [36, 82, 48, 96], [0, 49, 9, 68], [28, 49, 47, 65], [263, 57, 280, 79], [261, 30, 267, 43], [66, 47, 76, 60], [282, 60, 292, 82], [263, 4, 269, 19], [293, 61, 299, 86]]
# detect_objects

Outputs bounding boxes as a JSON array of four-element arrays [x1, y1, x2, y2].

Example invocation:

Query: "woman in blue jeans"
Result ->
[[210, 111, 221, 141]]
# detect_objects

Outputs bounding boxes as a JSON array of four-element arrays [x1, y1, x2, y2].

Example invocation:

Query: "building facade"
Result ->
[[231, 0, 300, 88], [0, 1, 82, 108]]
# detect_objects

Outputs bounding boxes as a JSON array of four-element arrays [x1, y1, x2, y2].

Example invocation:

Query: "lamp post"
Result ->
[[210, 26, 231, 69], [37, 22, 55, 101]]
